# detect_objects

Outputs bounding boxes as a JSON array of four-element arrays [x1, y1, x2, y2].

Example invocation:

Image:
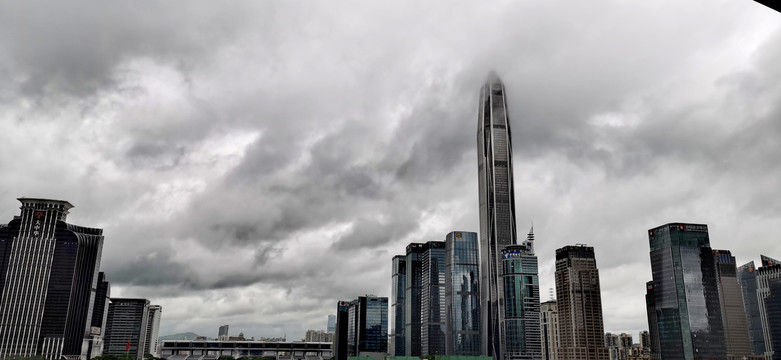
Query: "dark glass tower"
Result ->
[[445, 231, 481, 356], [645, 281, 661, 360], [756, 260, 781, 360], [738, 261, 766, 356], [645, 223, 726, 360], [554, 245, 608, 360], [421, 241, 446, 356], [0, 198, 104, 359], [501, 232, 541, 360], [405, 243, 425, 356], [333, 301, 351, 360], [712, 250, 753, 359], [477, 71, 520, 360], [390, 255, 407, 356], [345, 295, 388, 357]]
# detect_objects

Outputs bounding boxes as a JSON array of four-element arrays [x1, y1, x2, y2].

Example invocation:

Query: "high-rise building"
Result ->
[[345, 295, 388, 359], [305, 330, 334, 343], [540, 300, 558, 360], [756, 259, 781, 360], [84, 272, 112, 359], [645, 223, 726, 359], [0, 198, 104, 360], [145, 305, 162, 357], [218, 324, 229, 341], [501, 233, 541, 360], [554, 245, 608, 360], [405, 243, 425, 356], [644, 282, 660, 360], [104, 298, 150, 360], [333, 301, 351, 360], [477, 71, 520, 360], [327, 315, 337, 333], [421, 241, 446, 356], [390, 255, 406, 356], [638, 331, 650, 356], [712, 250, 754, 359], [738, 261, 767, 356], [444, 231, 481, 356]]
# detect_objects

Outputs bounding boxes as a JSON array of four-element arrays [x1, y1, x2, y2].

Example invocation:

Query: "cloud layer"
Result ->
[[1, 0, 780, 339]]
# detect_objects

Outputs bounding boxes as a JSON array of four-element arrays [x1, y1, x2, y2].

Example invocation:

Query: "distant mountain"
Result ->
[[159, 332, 207, 341]]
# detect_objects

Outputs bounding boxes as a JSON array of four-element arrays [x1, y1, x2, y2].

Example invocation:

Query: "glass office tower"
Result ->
[[756, 261, 781, 360], [738, 261, 766, 356], [405, 243, 425, 356], [391, 255, 407, 356], [554, 245, 608, 360], [645, 223, 726, 360], [712, 250, 753, 359], [421, 241, 446, 356], [477, 71, 518, 360], [346, 295, 388, 357], [445, 231, 481, 356], [0, 198, 104, 360], [501, 238, 541, 360]]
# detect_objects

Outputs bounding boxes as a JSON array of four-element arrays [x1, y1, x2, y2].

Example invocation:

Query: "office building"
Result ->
[[644, 282, 660, 360], [84, 272, 112, 359], [218, 325, 230, 341], [327, 315, 336, 333], [145, 305, 162, 357], [405, 243, 425, 356], [738, 261, 767, 356], [345, 295, 388, 359], [305, 330, 333, 343], [756, 258, 781, 360], [333, 301, 351, 360], [421, 241, 446, 356], [540, 300, 558, 360], [501, 234, 541, 360], [712, 250, 754, 359], [638, 331, 650, 355], [645, 223, 726, 359], [0, 198, 104, 360], [444, 231, 481, 356], [554, 245, 608, 360], [477, 71, 521, 360], [390, 255, 406, 356], [104, 298, 150, 360]]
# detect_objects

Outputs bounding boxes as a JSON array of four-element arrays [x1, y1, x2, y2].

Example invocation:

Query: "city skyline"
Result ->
[[1, 0, 781, 342]]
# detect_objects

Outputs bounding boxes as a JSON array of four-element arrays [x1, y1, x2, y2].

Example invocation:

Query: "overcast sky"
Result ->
[[1, 0, 780, 341]]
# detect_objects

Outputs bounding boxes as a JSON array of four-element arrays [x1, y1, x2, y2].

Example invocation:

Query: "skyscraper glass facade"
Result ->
[[405, 243, 424, 356], [646, 223, 726, 360], [477, 72, 518, 360], [422, 241, 446, 356], [738, 261, 766, 356], [445, 231, 481, 356], [501, 244, 541, 360], [391, 255, 407, 356], [756, 263, 781, 360], [712, 250, 753, 359], [345, 295, 388, 357]]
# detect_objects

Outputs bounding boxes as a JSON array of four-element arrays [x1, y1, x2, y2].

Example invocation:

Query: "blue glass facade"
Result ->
[[501, 243, 541, 360], [404, 243, 424, 356], [756, 263, 781, 360], [445, 231, 481, 356], [646, 223, 726, 360], [737, 261, 765, 355]]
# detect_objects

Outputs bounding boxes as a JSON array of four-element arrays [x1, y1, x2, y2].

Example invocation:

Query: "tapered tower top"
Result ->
[[485, 70, 503, 85]]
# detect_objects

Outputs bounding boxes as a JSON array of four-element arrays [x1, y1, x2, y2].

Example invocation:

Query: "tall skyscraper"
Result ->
[[444, 231, 481, 356], [405, 243, 425, 356], [477, 71, 525, 360], [0, 198, 104, 360], [554, 245, 608, 360], [756, 258, 781, 360], [712, 250, 754, 359], [145, 305, 162, 357], [540, 300, 559, 360], [104, 298, 150, 360], [645, 223, 726, 359], [421, 241, 446, 356], [390, 255, 407, 356], [501, 232, 541, 360], [739, 261, 767, 356], [644, 282, 661, 360], [85, 272, 112, 359], [333, 301, 351, 360]]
